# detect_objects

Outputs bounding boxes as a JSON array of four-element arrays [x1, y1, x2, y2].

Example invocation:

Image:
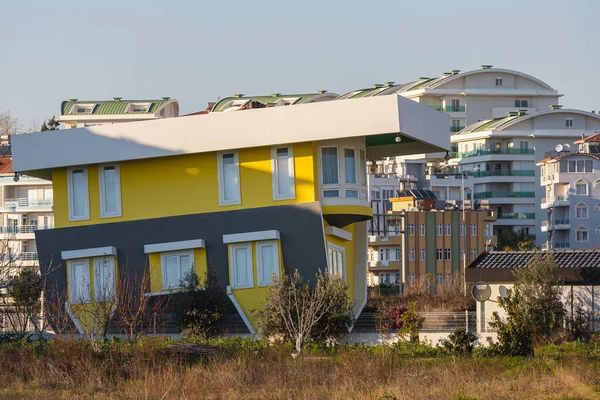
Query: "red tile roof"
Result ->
[[536, 152, 600, 165], [574, 132, 600, 144], [0, 157, 13, 174]]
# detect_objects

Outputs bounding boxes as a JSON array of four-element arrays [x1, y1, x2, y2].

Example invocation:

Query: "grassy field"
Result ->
[[1, 338, 600, 399]]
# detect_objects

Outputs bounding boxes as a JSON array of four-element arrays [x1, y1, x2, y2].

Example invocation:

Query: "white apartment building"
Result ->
[[538, 133, 600, 250], [448, 108, 600, 247], [58, 97, 179, 128]]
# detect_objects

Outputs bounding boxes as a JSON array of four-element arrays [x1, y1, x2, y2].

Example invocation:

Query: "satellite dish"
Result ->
[[555, 144, 563, 153], [471, 281, 492, 302], [563, 143, 571, 152]]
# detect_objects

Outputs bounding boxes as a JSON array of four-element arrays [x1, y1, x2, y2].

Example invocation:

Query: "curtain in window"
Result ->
[[322, 148, 339, 184], [95, 258, 115, 301], [164, 255, 178, 288], [179, 254, 192, 281], [235, 247, 249, 285], [261, 245, 276, 283], [72, 262, 90, 303], [276, 148, 291, 196], [103, 166, 118, 214], [223, 153, 238, 201], [344, 149, 356, 184], [72, 170, 86, 216]]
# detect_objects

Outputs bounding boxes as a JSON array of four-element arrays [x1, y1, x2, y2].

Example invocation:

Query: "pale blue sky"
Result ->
[[1, 0, 598, 126]]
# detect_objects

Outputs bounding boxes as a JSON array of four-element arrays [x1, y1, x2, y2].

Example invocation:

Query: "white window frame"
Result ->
[[217, 150, 241, 206], [445, 248, 451, 261], [495, 77, 503, 86], [327, 242, 346, 281], [419, 224, 425, 236], [445, 224, 451, 236], [98, 164, 122, 218], [271, 146, 295, 201], [320, 146, 340, 185], [566, 118, 573, 127], [408, 224, 415, 236], [436, 224, 442, 236], [67, 166, 90, 222], [69, 258, 91, 304], [256, 240, 280, 287], [408, 248, 415, 261], [470, 224, 477, 236], [229, 243, 253, 289], [419, 248, 426, 261], [436, 248, 443, 261], [576, 227, 589, 242], [161, 250, 194, 290], [93, 256, 116, 301], [576, 203, 589, 219], [576, 180, 588, 196], [460, 223, 465, 236], [470, 248, 477, 260]]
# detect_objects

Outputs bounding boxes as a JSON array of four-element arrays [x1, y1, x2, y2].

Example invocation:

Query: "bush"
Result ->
[[256, 270, 354, 355], [442, 328, 478, 353], [397, 302, 423, 342], [172, 271, 228, 339]]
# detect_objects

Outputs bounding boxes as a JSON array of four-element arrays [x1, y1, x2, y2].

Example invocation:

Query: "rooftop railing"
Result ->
[[451, 148, 535, 159], [497, 212, 536, 219], [0, 225, 53, 234], [3, 198, 53, 208]]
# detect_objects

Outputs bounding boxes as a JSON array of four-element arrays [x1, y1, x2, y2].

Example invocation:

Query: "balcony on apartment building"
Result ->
[[541, 196, 570, 209], [368, 234, 402, 246], [541, 219, 571, 232], [0, 225, 54, 239], [0, 198, 53, 212], [367, 260, 401, 271], [450, 148, 535, 159], [0, 252, 39, 266], [474, 191, 535, 205], [542, 242, 570, 250]]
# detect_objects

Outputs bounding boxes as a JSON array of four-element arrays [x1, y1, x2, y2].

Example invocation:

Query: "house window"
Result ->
[[436, 274, 444, 285], [445, 224, 451, 236], [409, 273, 415, 286], [218, 151, 241, 206], [408, 224, 415, 236], [436, 248, 443, 261], [576, 180, 588, 196], [321, 147, 339, 185], [162, 251, 193, 290], [470, 248, 477, 260], [385, 248, 390, 260], [99, 164, 122, 218], [566, 118, 573, 127], [272, 146, 295, 200], [520, 141, 529, 150], [395, 248, 400, 261], [436, 224, 442, 236], [256, 240, 280, 286], [484, 224, 489, 237], [344, 149, 356, 184], [93, 256, 116, 301], [495, 77, 503, 86], [408, 248, 415, 261], [515, 100, 528, 108], [69, 259, 91, 304], [419, 248, 426, 261], [460, 223, 465, 236], [470, 224, 477, 236], [596, 203, 600, 211], [576, 227, 589, 242], [67, 167, 90, 221], [576, 203, 589, 219], [327, 243, 346, 281], [419, 224, 425, 236], [445, 248, 451, 261], [229, 243, 253, 289]]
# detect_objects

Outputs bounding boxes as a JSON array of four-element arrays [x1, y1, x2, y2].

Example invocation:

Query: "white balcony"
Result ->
[[541, 196, 570, 209], [0, 225, 54, 240], [1, 198, 53, 212]]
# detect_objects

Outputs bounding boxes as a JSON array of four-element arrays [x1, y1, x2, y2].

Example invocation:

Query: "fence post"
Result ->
[[465, 310, 469, 331], [153, 314, 157, 335]]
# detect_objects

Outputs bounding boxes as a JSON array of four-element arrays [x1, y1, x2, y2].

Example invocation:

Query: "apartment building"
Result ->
[[11, 95, 448, 335], [448, 108, 600, 246], [537, 134, 600, 250], [210, 92, 339, 112], [58, 97, 179, 128]]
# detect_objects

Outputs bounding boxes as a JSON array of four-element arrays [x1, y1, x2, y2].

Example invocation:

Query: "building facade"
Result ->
[[58, 98, 179, 128], [448, 108, 600, 246], [12, 95, 448, 335], [538, 134, 600, 250]]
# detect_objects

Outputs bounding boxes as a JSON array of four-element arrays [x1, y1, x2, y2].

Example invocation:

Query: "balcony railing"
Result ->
[[497, 212, 535, 220], [0, 225, 53, 235], [554, 219, 570, 225], [444, 105, 466, 112], [1, 252, 39, 262], [472, 170, 535, 178], [555, 242, 570, 249], [450, 126, 465, 133], [541, 196, 570, 204], [3, 198, 53, 208], [474, 191, 535, 200], [451, 148, 535, 158]]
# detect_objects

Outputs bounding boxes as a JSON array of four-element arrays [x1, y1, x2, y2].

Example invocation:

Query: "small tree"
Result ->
[[397, 302, 423, 342], [442, 328, 478, 353], [172, 271, 228, 339], [44, 285, 74, 339], [489, 253, 566, 356], [40, 116, 60, 131], [256, 270, 353, 355], [5, 270, 42, 337]]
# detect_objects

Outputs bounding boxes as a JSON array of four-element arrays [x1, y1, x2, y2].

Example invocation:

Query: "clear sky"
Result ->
[[1, 0, 598, 127]]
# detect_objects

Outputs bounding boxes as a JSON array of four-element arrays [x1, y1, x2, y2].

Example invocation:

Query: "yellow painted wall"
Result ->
[[229, 241, 284, 329], [148, 248, 208, 293], [323, 221, 356, 300], [53, 142, 318, 228]]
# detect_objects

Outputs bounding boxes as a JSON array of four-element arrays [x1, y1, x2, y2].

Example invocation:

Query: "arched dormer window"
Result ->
[[576, 179, 589, 196], [576, 226, 589, 242], [576, 203, 589, 219]]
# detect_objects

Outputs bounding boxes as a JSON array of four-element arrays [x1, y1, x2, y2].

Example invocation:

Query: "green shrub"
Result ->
[[442, 328, 478, 353], [397, 302, 423, 342]]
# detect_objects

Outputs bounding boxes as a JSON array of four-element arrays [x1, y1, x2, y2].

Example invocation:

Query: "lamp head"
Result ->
[[395, 135, 402, 143]]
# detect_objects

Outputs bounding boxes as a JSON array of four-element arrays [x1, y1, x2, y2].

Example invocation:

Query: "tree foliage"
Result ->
[[496, 230, 537, 251], [0, 111, 21, 136], [40, 116, 59, 131], [172, 271, 228, 339], [489, 253, 566, 356], [256, 270, 354, 355], [397, 302, 423, 341]]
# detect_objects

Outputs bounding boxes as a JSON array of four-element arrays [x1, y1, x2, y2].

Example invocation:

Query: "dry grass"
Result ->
[[1, 339, 600, 399]]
